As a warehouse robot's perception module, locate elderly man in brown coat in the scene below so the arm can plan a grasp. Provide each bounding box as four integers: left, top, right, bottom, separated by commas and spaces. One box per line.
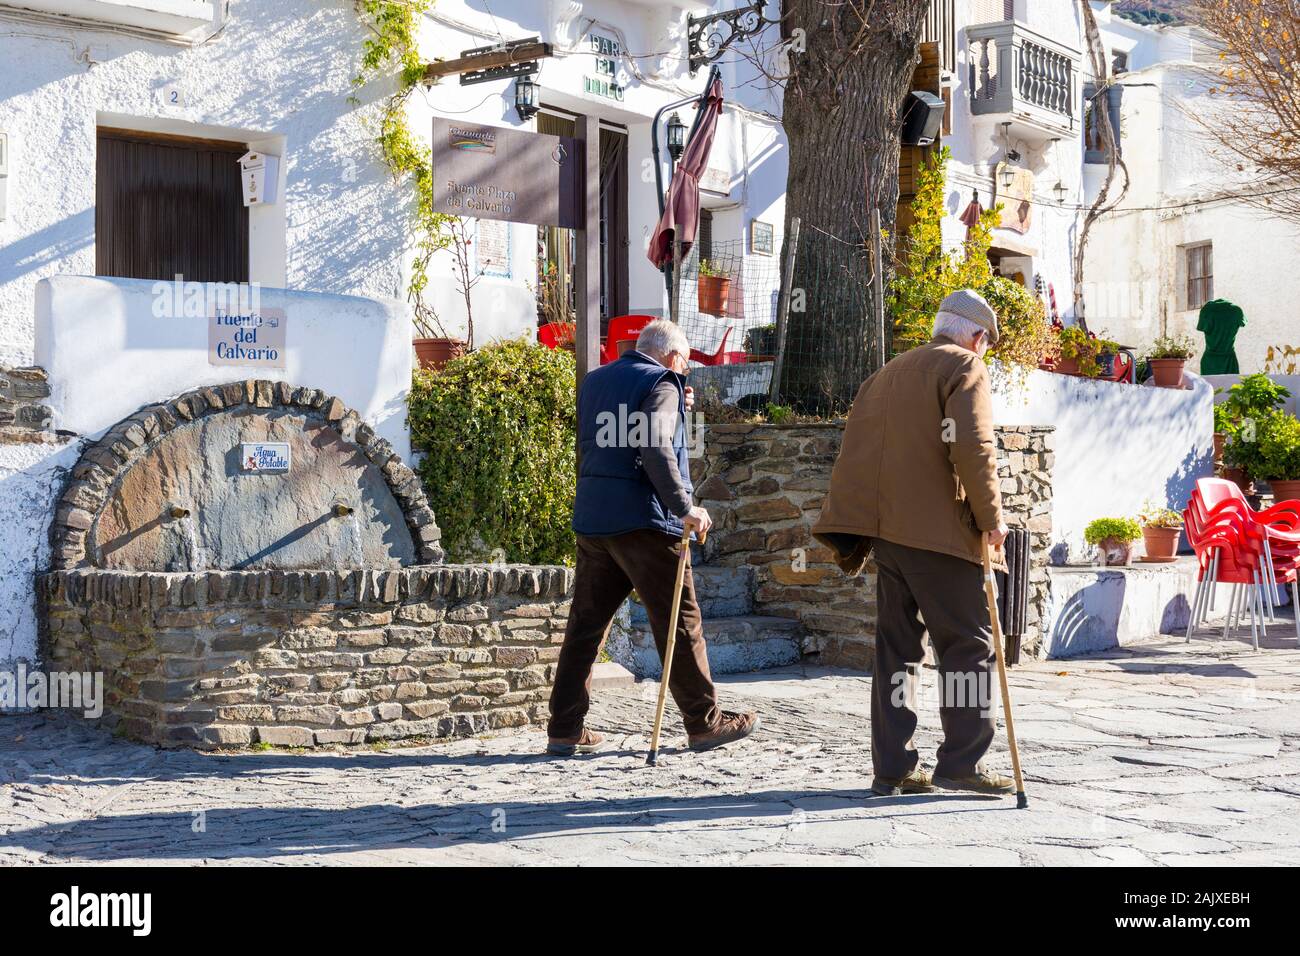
813, 289, 1014, 798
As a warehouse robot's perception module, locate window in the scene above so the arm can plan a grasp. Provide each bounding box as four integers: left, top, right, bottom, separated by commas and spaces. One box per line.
1186, 243, 1214, 311
96, 128, 249, 283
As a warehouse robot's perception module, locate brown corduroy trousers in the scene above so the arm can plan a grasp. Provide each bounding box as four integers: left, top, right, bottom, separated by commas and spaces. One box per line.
870, 537, 998, 780
548, 530, 722, 739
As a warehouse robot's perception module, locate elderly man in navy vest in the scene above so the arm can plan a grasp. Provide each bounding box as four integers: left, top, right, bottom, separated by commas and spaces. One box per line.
547, 319, 759, 756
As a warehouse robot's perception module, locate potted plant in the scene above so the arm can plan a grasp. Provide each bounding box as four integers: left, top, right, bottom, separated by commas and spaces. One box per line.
1257, 411, 1300, 502
744, 324, 777, 359
1138, 503, 1184, 562
697, 259, 731, 316
1220, 374, 1292, 493
412, 310, 467, 372
1054, 324, 1120, 378
1212, 392, 1233, 465
1084, 516, 1143, 566
1145, 333, 1195, 389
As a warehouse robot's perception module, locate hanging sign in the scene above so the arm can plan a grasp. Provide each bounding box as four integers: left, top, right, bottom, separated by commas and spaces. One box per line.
432, 119, 582, 229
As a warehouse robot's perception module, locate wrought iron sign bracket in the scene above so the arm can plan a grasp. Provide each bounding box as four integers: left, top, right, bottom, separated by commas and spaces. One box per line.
687, 1, 774, 74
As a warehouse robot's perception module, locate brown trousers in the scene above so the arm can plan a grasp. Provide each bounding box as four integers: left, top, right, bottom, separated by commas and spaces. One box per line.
871, 537, 997, 779
548, 530, 721, 739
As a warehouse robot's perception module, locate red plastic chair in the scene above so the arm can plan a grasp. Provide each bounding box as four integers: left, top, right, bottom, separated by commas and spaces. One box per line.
689, 327, 734, 367
602, 315, 657, 365
1185, 478, 1300, 647
537, 322, 574, 350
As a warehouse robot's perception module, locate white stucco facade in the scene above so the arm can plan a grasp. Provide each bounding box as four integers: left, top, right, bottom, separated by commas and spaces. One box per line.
1082, 3, 1300, 372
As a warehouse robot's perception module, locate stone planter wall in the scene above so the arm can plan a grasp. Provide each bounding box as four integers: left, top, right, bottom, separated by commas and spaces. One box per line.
692, 423, 1055, 668
41, 565, 572, 748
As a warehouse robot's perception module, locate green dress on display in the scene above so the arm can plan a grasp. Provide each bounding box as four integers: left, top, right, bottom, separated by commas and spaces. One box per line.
1197, 299, 1244, 375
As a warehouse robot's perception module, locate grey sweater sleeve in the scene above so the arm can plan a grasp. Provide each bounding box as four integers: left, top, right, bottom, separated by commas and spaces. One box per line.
639, 379, 693, 518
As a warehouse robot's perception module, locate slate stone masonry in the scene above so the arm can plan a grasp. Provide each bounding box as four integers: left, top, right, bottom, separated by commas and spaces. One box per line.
0, 365, 55, 443
692, 422, 1055, 668
41, 565, 572, 748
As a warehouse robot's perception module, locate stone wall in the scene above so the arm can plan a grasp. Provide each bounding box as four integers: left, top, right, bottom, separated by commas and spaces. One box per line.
41, 565, 572, 748
692, 423, 1055, 668
0, 366, 54, 443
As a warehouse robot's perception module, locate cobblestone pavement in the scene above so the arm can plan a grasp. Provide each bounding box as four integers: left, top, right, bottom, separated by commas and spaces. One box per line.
3, 631, 1299, 866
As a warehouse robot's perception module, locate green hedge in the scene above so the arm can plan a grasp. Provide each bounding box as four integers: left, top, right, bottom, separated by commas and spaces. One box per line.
409, 339, 576, 565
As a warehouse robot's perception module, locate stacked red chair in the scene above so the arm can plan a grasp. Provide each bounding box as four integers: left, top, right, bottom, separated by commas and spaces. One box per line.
1184, 477, 1300, 649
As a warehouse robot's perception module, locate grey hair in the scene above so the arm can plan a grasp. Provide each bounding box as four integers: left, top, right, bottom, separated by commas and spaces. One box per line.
636, 318, 691, 360
933, 310, 987, 343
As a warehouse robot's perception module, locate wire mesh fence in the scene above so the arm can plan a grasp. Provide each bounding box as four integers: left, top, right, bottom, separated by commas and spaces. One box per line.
673, 221, 883, 418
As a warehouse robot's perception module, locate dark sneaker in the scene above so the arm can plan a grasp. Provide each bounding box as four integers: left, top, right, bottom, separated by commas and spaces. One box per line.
871, 768, 935, 796
688, 711, 759, 752
546, 729, 609, 756
933, 770, 1016, 795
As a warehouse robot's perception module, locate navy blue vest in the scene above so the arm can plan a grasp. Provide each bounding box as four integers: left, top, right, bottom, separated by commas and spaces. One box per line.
572, 350, 694, 537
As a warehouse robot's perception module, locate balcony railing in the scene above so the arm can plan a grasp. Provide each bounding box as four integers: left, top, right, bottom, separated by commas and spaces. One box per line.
967, 20, 1081, 136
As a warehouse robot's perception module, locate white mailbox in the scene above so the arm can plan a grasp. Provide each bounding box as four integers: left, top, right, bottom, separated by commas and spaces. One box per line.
238, 150, 279, 207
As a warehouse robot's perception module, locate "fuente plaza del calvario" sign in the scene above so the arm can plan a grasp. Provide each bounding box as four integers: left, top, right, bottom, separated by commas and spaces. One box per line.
431, 118, 582, 229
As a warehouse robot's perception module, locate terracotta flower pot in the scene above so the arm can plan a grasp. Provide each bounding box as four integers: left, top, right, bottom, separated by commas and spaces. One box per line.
697, 275, 730, 316
414, 337, 467, 372
616, 338, 637, 357
1148, 357, 1186, 389
1141, 526, 1180, 561
1223, 467, 1255, 496
1099, 537, 1134, 566
1268, 478, 1300, 504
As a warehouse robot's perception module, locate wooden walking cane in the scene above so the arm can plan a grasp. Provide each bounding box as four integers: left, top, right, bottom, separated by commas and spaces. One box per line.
646, 525, 704, 766
982, 532, 1029, 809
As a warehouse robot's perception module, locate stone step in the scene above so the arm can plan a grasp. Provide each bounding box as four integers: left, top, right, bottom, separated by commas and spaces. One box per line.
627, 565, 755, 625
624, 614, 802, 678
590, 660, 636, 689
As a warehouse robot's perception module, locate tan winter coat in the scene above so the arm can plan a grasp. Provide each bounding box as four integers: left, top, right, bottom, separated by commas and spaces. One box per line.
813, 335, 1005, 572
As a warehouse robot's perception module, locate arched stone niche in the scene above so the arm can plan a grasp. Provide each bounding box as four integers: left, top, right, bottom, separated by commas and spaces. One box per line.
50, 381, 443, 571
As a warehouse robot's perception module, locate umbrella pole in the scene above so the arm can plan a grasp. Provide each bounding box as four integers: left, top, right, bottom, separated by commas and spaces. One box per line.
671, 239, 682, 324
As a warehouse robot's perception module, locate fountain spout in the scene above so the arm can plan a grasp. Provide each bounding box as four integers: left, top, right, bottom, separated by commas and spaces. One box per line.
169, 505, 191, 520
333, 503, 354, 517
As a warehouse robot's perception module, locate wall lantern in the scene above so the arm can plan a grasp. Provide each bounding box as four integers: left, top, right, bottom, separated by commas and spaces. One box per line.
999, 121, 1020, 189
1051, 138, 1066, 205
514, 74, 540, 122
1054, 181, 1068, 204
667, 112, 687, 162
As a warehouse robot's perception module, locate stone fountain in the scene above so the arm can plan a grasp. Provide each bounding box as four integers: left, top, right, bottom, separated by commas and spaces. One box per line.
40, 380, 571, 748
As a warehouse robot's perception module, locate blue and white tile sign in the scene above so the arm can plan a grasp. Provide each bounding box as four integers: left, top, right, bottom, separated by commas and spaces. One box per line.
241, 442, 291, 472
209, 306, 287, 368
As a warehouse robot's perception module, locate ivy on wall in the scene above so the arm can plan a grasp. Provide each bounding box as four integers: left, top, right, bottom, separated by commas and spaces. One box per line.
352, 0, 455, 338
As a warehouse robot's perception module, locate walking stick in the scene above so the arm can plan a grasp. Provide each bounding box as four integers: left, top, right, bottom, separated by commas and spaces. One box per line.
646, 525, 704, 766
982, 532, 1029, 809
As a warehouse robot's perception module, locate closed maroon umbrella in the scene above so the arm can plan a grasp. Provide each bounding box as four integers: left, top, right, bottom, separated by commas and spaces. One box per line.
959, 189, 984, 243
647, 76, 725, 269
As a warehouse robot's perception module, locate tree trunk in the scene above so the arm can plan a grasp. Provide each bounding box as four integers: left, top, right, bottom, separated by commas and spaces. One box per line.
779, 0, 931, 412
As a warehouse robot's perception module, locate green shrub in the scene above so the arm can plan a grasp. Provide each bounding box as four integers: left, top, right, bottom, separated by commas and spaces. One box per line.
409, 339, 576, 565
1084, 517, 1142, 545
981, 275, 1057, 377
1257, 411, 1300, 481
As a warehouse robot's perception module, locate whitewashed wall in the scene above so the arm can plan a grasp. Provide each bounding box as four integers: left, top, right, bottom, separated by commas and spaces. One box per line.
992, 366, 1214, 561
35, 276, 413, 455
0, 0, 410, 368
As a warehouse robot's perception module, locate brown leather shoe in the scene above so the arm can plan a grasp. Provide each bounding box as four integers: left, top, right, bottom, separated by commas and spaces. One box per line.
933, 770, 1015, 794
546, 729, 609, 756
687, 711, 759, 752
871, 768, 934, 796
